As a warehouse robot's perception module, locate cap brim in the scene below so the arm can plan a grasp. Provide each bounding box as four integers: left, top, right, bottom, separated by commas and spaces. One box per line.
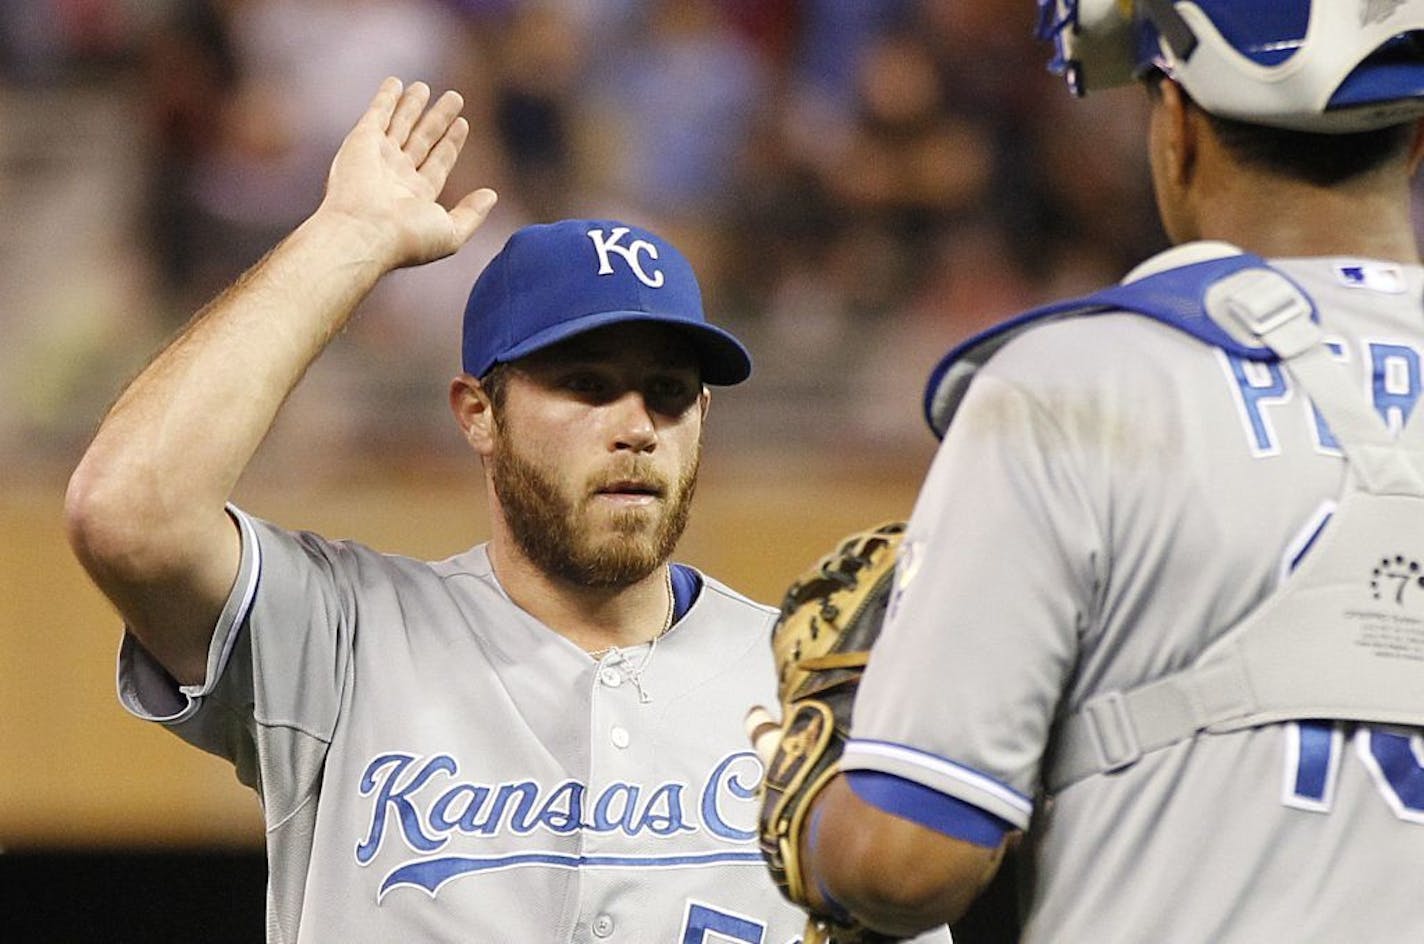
496, 311, 752, 385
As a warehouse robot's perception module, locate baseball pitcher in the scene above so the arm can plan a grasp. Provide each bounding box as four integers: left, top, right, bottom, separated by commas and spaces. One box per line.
67, 78, 852, 943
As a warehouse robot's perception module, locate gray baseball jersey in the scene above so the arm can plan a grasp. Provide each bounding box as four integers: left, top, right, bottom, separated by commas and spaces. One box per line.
116, 507, 813, 943
843, 241, 1424, 942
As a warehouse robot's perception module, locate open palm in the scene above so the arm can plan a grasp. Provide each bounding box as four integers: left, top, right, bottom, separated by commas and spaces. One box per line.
320, 78, 496, 270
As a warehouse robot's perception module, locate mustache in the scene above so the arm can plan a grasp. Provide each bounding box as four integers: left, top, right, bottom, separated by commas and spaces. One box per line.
586, 459, 669, 497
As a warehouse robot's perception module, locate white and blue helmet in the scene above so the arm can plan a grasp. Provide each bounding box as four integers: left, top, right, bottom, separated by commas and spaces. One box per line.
1037, 0, 1424, 131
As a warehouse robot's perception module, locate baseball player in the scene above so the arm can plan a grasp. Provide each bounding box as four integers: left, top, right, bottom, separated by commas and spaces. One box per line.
64, 78, 820, 942
751, 3, 1424, 941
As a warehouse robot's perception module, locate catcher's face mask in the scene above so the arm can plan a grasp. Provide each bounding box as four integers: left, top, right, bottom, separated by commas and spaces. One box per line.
1036, 0, 1424, 132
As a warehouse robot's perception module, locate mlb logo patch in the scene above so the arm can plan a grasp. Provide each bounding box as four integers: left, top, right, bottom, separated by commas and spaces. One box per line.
1335, 263, 1406, 293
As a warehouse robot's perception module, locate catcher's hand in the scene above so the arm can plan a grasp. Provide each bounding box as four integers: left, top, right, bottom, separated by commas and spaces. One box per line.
748, 521, 907, 944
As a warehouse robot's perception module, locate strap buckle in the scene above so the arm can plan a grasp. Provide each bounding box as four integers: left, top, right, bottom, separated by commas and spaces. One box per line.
1083, 690, 1143, 773
1216, 269, 1318, 358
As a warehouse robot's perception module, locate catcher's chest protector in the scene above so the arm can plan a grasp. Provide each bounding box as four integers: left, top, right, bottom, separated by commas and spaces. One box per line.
928, 253, 1424, 792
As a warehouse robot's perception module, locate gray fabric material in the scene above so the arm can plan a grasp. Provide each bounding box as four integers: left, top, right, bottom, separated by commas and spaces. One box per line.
1051, 266, 1424, 789
118, 510, 828, 943
846, 244, 1424, 943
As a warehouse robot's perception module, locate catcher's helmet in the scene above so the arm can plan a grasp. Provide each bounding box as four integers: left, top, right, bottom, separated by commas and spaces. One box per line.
1037, 0, 1424, 131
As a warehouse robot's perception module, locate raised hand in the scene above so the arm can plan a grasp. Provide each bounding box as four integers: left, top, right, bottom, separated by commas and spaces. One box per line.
318, 77, 498, 271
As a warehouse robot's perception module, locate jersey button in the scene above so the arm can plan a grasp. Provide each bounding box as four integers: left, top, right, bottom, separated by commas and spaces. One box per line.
610, 725, 630, 749
592, 913, 614, 937
599, 667, 622, 688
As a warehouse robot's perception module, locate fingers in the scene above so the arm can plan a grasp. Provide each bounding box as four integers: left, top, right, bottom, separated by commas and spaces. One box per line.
406, 89, 464, 167
418, 111, 469, 192
448, 187, 500, 245
364, 76, 405, 132
745, 706, 783, 767
378, 81, 464, 168
387, 81, 431, 144
340, 78, 493, 260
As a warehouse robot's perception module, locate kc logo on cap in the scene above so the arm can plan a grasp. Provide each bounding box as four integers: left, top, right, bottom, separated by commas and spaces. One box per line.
461, 218, 752, 385
587, 227, 665, 288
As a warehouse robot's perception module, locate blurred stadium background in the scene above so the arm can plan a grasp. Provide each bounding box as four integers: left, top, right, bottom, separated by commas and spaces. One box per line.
0, 0, 1172, 939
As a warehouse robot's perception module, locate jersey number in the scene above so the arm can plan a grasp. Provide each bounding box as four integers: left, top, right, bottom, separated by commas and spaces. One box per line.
1286, 721, 1424, 822
678, 901, 774, 944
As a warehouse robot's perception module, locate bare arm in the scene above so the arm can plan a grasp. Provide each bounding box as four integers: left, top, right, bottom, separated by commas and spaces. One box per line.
801, 775, 1007, 937
64, 78, 497, 684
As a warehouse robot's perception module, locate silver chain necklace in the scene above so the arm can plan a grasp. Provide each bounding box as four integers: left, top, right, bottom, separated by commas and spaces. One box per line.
588, 566, 675, 703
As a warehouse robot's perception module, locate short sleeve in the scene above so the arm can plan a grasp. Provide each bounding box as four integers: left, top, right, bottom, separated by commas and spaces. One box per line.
844, 370, 1105, 828
117, 505, 263, 725
116, 506, 356, 802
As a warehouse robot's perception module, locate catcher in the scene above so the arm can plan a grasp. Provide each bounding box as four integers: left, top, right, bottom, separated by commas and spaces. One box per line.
752, 2, 1424, 942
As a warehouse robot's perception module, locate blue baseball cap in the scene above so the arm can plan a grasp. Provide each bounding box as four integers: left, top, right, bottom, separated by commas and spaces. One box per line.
461, 219, 752, 385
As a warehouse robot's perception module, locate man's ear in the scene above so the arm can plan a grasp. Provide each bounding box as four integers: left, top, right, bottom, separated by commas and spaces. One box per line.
699, 385, 711, 422
1160, 78, 1198, 190
450, 374, 497, 456
1407, 116, 1424, 176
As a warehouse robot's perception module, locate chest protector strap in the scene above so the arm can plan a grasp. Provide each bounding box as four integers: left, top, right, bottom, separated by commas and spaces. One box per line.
943, 256, 1424, 792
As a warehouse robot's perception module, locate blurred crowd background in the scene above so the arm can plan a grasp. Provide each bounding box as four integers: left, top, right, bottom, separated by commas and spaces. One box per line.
1, 0, 1166, 486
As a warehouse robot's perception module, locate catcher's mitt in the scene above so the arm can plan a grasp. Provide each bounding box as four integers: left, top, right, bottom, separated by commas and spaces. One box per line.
755, 521, 907, 944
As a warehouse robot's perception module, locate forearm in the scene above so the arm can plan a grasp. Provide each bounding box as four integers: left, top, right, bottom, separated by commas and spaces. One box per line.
801, 775, 1004, 937
87, 214, 385, 509
63, 214, 390, 676
69, 78, 486, 547
70, 212, 388, 541
66, 77, 492, 687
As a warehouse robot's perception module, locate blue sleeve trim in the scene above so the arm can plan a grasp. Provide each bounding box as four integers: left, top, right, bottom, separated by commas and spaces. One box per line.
670, 563, 701, 622
846, 738, 1034, 816
846, 769, 1012, 848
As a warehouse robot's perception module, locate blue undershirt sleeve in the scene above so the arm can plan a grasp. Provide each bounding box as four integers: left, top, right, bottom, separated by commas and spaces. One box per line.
846, 769, 1012, 848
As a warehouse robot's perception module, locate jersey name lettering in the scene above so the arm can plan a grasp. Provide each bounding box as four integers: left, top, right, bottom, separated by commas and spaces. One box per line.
354, 750, 762, 866
1219, 341, 1423, 455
